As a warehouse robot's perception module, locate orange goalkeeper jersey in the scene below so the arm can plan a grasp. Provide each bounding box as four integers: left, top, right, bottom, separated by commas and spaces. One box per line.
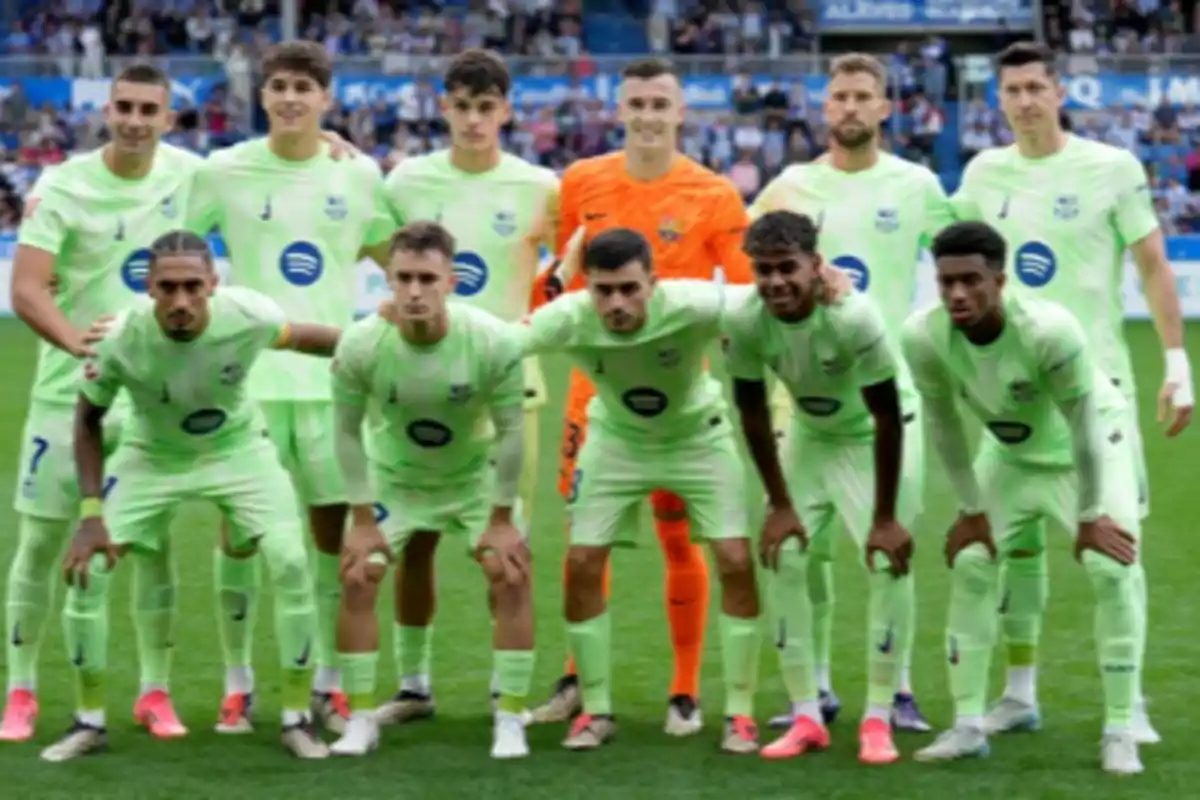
530, 152, 755, 415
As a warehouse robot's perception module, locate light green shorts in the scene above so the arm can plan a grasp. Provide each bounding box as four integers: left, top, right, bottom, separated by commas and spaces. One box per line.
104, 437, 303, 554
786, 410, 925, 561
13, 401, 124, 521
260, 400, 346, 506
371, 463, 492, 554
568, 419, 748, 548
974, 413, 1142, 555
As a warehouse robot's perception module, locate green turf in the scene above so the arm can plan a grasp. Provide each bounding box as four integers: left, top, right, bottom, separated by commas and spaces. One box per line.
0, 318, 1196, 799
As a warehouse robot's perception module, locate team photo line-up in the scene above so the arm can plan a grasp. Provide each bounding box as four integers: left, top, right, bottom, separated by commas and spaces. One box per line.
0, 37, 1193, 775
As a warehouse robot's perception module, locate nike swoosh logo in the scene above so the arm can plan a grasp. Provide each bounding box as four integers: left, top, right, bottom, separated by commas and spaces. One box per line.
10, 624, 22, 647
72, 643, 85, 667
294, 639, 312, 667
231, 593, 248, 622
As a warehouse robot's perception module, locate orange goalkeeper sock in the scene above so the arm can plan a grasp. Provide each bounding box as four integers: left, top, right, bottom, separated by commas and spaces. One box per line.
564, 556, 612, 678
654, 511, 709, 700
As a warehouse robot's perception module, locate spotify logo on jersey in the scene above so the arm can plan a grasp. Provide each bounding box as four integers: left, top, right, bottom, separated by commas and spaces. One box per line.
121, 248, 153, 293
279, 241, 324, 287
453, 251, 489, 297
622, 387, 669, 417
831, 255, 870, 291
987, 421, 1033, 444
1014, 242, 1057, 288
407, 420, 453, 448
797, 397, 842, 417
181, 408, 228, 435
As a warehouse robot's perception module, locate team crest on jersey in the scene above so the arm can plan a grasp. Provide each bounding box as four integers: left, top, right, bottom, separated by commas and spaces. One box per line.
492, 210, 517, 237
658, 348, 681, 368
161, 195, 179, 219
220, 363, 246, 385
874, 207, 899, 233
1053, 195, 1079, 220
1009, 380, 1036, 403
448, 384, 473, 405
324, 195, 348, 221
658, 217, 683, 243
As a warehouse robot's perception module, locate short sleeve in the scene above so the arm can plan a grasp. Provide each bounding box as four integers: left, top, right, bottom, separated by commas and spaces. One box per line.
185, 157, 223, 236
514, 292, 583, 357
900, 313, 952, 400
227, 288, 287, 349
17, 171, 70, 255
950, 159, 985, 222
79, 330, 126, 408
1037, 310, 1093, 404
381, 160, 408, 226
846, 297, 897, 388
1111, 149, 1158, 247
488, 326, 526, 408
722, 289, 765, 381
363, 163, 398, 247
921, 171, 957, 246
331, 323, 371, 406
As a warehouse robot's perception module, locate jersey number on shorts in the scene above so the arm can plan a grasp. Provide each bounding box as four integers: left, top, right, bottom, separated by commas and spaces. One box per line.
26, 436, 49, 476
567, 469, 583, 504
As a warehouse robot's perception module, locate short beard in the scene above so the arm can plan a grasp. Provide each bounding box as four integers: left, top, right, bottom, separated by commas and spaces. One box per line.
831, 126, 875, 150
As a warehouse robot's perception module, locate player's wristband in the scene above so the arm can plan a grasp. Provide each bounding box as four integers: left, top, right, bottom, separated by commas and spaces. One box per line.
79, 497, 103, 520
1165, 348, 1194, 404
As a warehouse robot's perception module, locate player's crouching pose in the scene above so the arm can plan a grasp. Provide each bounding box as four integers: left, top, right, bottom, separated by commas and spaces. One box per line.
726, 211, 919, 766
520, 228, 762, 754
45, 231, 339, 763
904, 222, 1146, 775
330, 222, 534, 760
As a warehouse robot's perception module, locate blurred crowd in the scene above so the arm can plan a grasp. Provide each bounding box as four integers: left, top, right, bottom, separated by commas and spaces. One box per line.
0, 2, 1196, 233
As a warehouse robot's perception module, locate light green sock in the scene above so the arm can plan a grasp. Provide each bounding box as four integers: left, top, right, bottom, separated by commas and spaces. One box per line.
339, 651, 378, 712
214, 549, 261, 668
719, 613, 760, 718
1001, 548, 1048, 669
948, 546, 1001, 719
63, 553, 113, 711
494, 650, 536, 714
807, 557, 835, 687
771, 545, 817, 704
394, 624, 433, 687
567, 612, 612, 716
314, 552, 341, 671
1082, 553, 1140, 729
865, 551, 915, 709
281, 668, 311, 714
131, 548, 177, 689
1131, 561, 1148, 704
5, 515, 70, 690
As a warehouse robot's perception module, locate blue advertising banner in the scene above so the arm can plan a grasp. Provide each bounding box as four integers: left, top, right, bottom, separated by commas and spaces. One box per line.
817, 0, 1034, 31
986, 72, 1200, 111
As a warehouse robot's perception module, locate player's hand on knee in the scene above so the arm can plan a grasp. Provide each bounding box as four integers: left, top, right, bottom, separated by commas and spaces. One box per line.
476, 521, 529, 586
815, 262, 854, 304
1074, 515, 1137, 566
759, 503, 808, 571
1157, 377, 1194, 438
341, 523, 391, 587
82, 315, 116, 347
865, 518, 914, 576
319, 129, 360, 160
63, 518, 116, 589
944, 512, 996, 568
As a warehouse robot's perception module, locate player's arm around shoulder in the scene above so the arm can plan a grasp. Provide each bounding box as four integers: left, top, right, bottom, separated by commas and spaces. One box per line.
227, 285, 342, 357
184, 150, 233, 236
949, 151, 997, 222
513, 289, 584, 357
356, 157, 398, 267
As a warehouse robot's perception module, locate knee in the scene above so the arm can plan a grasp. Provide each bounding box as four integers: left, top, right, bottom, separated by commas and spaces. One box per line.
711, 539, 754, 583
650, 491, 688, 522
1080, 550, 1134, 595
343, 565, 383, 609
952, 544, 999, 595
565, 547, 606, 594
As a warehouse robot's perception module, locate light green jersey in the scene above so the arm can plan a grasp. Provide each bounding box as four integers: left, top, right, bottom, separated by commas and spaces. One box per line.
519, 280, 727, 440
18, 144, 204, 406
901, 293, 1126, 468
81, 287, 288, 463
331, 304, 524, 485
724, 288, 912, 441
749, 152, 955, 343
383, 150, 559, 322
186, 138, 396, 401
951, 136, 1158, 392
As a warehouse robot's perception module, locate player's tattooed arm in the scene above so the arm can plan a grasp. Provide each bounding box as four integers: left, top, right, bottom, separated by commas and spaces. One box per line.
273, 323, 341, 357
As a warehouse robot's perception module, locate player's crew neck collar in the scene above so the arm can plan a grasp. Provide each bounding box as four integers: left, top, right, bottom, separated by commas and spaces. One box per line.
618, 153, 687, 186
93, 147, 159, 188
814, 153, 887, 180
441, 149, 504, 178
262, 137, 328, 168
1011, 134, 1077, 166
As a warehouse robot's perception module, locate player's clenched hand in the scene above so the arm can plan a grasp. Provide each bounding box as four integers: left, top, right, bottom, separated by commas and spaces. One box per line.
82, 315, 116, 347
944, 512, 996, 568
63, 517, 117, 589
476, 521, 529, 586
1157, 378, 1193, 438
758, 504, 808, 571
865, 518, 914, 576
341, 523, 391, 587
1075, 515, 1137, 566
